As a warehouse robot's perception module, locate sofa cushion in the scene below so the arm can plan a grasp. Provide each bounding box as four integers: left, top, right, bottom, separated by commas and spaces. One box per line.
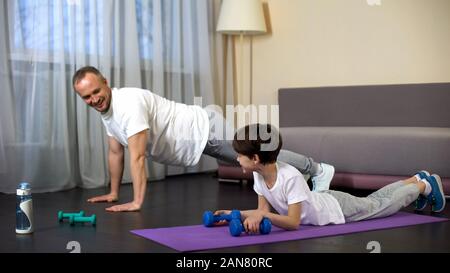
279, 83, 450, 127
281, 127, 450, 177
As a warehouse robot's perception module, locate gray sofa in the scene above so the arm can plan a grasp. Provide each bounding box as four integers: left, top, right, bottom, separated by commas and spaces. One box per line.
218, 82, 450, 195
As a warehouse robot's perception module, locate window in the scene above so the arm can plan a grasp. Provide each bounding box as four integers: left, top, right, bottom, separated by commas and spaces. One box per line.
12, 0, 153, 61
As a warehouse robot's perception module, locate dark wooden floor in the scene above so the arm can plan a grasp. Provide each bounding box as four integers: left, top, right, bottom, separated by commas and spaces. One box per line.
1, 172, 449, 253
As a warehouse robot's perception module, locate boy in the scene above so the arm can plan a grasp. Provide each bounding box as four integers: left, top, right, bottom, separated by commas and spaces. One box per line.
215, 123, 446, 233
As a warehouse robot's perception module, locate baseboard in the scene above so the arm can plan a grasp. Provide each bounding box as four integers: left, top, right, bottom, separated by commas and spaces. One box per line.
218, 178, 243, 184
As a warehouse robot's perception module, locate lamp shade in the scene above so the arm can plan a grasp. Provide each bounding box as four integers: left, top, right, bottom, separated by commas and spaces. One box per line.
217, 0, 267, 35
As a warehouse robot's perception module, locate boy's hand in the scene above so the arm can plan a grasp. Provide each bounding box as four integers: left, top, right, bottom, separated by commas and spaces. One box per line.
243, 211, 264, 234
213, 210, 232, 225
213, 209, 231, 215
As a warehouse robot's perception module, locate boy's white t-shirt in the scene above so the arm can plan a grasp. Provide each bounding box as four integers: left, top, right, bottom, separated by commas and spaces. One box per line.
253, 161, 345, 226
100, 87, 209, 166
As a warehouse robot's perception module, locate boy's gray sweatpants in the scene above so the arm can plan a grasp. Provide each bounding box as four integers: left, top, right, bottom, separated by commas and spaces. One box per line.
323, 181, 420, 222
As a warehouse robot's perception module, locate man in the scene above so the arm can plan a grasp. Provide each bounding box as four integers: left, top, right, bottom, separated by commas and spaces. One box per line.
72, 66, 335, 212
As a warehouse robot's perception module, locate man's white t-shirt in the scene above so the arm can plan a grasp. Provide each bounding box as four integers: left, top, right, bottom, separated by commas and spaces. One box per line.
101, 87, 209, 166
253, 161, 345, 226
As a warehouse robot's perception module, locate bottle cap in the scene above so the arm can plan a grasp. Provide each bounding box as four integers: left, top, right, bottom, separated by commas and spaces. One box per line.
18, 182, 31, 190
17, 182, 31, 195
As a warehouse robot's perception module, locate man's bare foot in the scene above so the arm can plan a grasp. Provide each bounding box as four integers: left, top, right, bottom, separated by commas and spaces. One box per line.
87, 193, 118, 203
105, 202, 141, 212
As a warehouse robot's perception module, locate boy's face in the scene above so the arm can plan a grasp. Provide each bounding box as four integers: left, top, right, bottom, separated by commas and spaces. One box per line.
236, 153, 257, 173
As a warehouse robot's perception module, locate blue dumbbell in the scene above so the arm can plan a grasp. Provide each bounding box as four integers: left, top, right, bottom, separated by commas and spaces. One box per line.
203, 210, 241, 227
228, 217, 272, 237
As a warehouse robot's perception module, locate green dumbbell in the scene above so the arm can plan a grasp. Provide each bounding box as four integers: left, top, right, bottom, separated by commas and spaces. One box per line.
69, 214, 96, 226
58, 210, 85, 222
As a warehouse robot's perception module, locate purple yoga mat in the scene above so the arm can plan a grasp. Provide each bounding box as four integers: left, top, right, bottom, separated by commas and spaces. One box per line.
130, 212, 447, 252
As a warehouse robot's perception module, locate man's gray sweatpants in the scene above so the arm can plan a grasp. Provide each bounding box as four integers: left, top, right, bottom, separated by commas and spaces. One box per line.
323, 181, 420, 222
201, 108, 320, 176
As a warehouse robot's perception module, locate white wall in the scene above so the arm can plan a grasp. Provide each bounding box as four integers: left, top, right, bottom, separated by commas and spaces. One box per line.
240, 0, 450, 106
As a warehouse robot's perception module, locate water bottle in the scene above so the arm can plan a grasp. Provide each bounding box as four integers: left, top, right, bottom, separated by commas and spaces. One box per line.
16, 182, 34, 234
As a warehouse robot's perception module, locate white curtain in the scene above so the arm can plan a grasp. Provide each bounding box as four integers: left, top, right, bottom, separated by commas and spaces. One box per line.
0, 0, 234, 193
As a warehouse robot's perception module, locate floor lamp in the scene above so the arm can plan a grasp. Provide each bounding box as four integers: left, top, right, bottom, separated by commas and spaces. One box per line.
217, 0, 267, 106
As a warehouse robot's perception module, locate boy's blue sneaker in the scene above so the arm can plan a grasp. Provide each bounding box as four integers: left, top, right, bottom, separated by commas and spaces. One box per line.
415, 170, 430, 180
426, 174, 446, 213
414, 170, 430, 211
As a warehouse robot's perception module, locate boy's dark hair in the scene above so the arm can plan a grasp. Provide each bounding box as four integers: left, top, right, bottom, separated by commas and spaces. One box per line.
72, 66, 105, 87
232, 123, 282, 165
